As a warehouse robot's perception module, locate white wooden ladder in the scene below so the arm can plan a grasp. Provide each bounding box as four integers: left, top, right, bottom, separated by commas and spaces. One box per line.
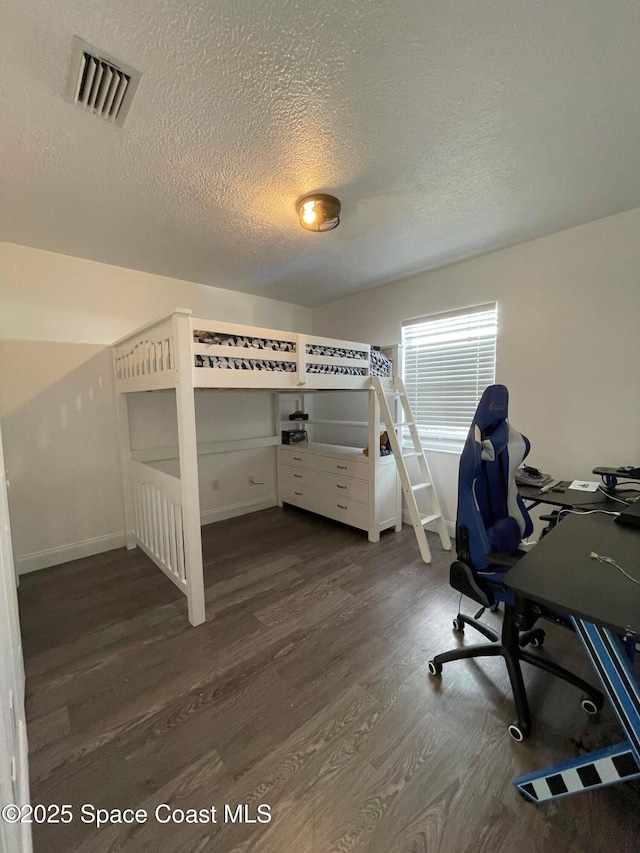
372, 377, 451, 563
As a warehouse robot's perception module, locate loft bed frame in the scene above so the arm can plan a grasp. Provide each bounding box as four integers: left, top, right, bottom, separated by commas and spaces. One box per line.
113, 309, 400, 626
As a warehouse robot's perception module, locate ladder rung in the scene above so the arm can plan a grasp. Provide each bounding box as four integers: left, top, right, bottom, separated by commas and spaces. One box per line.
372, 376, 450, 561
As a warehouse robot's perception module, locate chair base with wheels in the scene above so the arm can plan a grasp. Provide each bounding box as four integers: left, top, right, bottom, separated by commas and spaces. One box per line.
428, 561, 604, 741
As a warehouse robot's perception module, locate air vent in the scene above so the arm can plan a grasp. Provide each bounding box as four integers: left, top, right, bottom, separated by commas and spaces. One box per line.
75, 53, 129, 119
66, 37, 141, 127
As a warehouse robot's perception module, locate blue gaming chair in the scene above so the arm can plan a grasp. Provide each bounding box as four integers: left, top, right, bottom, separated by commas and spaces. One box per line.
428, 384, 603, 741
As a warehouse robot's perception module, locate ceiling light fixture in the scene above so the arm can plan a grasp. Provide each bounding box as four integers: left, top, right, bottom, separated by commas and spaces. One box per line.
296, 193, 341, 232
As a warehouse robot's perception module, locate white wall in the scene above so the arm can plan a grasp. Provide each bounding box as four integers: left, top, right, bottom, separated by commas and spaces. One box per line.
127, 390, 282, 524
3, 204, 639, 571
0, 243, 310, 344
0, 241, 311, 572
312, 206, 640, 529
0, 341, 123, 571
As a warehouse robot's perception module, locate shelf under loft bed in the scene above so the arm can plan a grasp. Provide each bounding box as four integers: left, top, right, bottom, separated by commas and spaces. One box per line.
281, 419, 387, 428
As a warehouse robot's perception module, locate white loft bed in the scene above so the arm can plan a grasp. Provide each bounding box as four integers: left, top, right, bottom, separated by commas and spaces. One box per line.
113, 309, 400, 627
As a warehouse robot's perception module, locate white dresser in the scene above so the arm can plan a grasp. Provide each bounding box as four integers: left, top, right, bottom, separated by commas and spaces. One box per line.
277, 442, 400, 542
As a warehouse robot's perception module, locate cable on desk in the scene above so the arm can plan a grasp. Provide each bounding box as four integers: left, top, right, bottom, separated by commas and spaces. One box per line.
556, 508, 621, 523
597, 486, 634, 505
591, 552, 640, 586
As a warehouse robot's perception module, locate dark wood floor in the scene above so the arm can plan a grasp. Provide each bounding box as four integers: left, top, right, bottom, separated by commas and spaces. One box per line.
18, 507, 639, 853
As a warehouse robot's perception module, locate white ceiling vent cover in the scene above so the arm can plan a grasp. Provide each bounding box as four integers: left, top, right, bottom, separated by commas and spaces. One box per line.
66, 37, 141, 127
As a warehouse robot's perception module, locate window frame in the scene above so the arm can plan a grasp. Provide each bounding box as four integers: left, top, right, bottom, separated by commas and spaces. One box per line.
401, 302, 498, 453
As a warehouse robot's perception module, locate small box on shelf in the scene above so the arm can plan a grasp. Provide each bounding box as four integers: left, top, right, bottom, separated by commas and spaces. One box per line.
282, 429, 308, 445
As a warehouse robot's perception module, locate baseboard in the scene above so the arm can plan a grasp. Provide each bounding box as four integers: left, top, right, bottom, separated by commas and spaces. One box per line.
401, 509, 455, 535
200, 495, 278, 526
14, 494, 312, 574
17, 532, 126, 574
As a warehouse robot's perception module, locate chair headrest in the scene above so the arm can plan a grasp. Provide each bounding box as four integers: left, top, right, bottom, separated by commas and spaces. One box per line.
474, 384, 509, 432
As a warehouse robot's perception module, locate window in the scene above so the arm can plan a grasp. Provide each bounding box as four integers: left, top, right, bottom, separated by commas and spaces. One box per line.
402, 303, 497, 452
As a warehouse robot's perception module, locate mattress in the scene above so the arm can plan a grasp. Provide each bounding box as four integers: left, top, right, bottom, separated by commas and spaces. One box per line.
193, 331, 392, 377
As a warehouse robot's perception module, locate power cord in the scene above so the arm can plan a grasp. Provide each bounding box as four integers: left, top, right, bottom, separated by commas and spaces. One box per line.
597, 485, 633, 505
591, 552, 640, 586
555, 508, 620, 523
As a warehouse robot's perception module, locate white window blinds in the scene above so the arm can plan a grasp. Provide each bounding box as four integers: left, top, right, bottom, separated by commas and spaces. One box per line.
402, 303, 497, 452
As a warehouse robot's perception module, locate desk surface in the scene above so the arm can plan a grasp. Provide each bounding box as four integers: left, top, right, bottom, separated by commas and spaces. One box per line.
505, 513, 640, 638
517, 483, 625, 510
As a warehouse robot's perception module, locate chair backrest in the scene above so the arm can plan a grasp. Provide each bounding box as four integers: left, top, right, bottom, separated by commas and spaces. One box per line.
456, 384, 533, 571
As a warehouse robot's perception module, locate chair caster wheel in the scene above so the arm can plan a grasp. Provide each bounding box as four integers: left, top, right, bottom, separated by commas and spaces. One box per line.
428, 660, 442, 676
581, 696, 602, 715
508, 722, 530, 742
452, 617, 464, 632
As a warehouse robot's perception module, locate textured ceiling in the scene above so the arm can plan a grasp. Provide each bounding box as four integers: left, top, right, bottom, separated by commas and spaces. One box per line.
1, 1, 640, 308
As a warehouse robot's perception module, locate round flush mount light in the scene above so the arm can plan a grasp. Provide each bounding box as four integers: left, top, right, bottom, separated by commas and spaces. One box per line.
296, 193, 341, 232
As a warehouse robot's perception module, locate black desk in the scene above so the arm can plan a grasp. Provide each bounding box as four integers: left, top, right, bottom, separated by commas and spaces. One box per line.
505, 514, 640, 803
518, 483, 624, 512
508, 513, 640, 636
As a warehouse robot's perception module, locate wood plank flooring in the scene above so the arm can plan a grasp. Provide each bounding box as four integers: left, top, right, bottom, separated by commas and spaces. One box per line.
18, 506, 640, 852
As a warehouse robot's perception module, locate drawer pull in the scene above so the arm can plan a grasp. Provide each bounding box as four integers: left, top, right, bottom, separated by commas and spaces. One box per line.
293, 456, 302, 461
336, 484, 347, 489
294, 491, 302, 496
337, 465, 348, 470
337, 503, 347, 509
294, 473, 302, 478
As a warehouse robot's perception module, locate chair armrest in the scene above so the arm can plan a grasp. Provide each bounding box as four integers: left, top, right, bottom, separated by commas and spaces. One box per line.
450, 560, 494, 608
484, 552, 519, 568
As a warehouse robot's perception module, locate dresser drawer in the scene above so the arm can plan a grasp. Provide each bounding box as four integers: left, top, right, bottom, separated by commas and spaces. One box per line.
280, 464, 368, 502
315, 455, 368, 481
317, 491, 369, 529
279, 448, 314, 469
280, 483, 369, 530
279, 447, 368, 481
